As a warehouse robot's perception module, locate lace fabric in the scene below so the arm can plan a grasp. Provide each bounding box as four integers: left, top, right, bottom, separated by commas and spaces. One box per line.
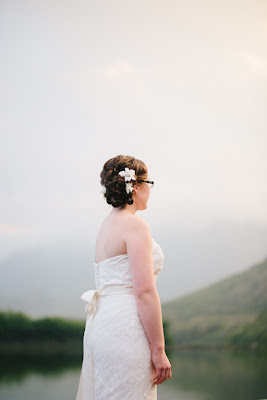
75, 238, 164, 400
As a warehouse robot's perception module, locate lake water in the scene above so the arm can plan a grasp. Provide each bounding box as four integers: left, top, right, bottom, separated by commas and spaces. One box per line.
0, 349, 266, 400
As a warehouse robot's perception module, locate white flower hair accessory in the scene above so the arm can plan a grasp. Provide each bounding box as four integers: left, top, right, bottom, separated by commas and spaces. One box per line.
118, 167, 136, 182
118, 167, 136, 194
100, 185, 106, 196
125, 182, 134, 194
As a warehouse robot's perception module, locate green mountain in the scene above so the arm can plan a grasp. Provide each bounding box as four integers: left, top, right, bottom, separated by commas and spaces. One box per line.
162, 257, 267, 347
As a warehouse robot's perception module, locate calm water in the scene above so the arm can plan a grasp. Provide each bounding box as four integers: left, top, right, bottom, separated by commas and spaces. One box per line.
0, 349, 266, 400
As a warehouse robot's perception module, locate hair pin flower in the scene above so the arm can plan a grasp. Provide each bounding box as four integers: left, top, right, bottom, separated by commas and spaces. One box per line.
100, 185, 106, 196
125, 182, 134, 194
118, 167, 136, 194
118, 167, 136, 182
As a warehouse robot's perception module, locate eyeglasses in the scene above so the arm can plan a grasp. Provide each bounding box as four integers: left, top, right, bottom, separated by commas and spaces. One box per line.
138, 180, 154, 189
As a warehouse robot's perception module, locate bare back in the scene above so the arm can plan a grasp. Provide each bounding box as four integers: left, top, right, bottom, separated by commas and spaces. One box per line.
95, 210, 136, 264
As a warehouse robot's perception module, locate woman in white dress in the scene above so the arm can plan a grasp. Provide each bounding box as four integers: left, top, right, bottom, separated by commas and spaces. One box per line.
75, 155, 172, 400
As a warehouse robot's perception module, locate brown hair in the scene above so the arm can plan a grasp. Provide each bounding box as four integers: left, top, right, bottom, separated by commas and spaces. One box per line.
100, 155, 148, 208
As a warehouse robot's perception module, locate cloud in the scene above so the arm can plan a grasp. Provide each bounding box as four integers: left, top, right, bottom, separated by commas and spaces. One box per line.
102, 60, 136, 78
241, 52, 266, 74
0, 224, 34, 236
65, 59, 138, 89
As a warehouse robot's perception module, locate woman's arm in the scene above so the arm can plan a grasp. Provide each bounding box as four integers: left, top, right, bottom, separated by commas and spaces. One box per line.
125, 217, 172, 384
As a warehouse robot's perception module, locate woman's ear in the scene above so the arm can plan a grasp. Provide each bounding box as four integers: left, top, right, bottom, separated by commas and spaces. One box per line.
132, 183, 137, 195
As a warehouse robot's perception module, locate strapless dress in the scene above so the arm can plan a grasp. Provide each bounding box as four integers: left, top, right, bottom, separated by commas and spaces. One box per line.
75, 238, 164, 400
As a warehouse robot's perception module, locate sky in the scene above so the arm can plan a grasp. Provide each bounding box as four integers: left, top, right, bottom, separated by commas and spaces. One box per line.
0, 0, 266, 315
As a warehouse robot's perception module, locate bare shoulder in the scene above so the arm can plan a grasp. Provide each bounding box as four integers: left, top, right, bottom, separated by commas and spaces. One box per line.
124, 214, 151, 238
124, 215, 155, 295
124, 214, 152, 257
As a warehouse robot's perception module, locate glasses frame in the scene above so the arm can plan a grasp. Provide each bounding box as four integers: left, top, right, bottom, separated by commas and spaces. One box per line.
138, 180, 154, 189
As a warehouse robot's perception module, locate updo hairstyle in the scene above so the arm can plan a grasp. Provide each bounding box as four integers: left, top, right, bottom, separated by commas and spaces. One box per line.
100, 155, 148, 208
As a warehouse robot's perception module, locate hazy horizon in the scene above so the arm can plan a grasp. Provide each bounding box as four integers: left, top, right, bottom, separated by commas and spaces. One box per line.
0, 0, 266, 317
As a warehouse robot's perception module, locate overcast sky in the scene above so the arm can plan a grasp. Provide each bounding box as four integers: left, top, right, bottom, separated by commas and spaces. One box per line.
0, 1, 266, 307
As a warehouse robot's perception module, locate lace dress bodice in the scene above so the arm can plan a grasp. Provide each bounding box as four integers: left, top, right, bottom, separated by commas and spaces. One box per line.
94, 238, 164, 289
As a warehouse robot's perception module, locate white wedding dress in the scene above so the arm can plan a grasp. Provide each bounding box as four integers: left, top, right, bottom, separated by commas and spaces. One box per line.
75, 238, 164, 400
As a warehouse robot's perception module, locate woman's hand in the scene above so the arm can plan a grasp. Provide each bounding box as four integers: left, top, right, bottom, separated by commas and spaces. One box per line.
151, 348, 172, 385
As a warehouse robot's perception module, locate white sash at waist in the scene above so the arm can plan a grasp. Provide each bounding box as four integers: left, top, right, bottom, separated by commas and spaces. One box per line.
81, 284, 135, 322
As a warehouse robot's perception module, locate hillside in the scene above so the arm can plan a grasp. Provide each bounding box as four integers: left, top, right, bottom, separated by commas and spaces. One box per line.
162, 257, 267, 346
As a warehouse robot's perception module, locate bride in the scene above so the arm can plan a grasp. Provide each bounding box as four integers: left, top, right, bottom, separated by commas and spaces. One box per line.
75, 154, 172, 400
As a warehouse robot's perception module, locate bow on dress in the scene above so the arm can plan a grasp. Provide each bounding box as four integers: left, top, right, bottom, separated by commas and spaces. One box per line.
81, 285, 135, 322
81, 288, 105, 321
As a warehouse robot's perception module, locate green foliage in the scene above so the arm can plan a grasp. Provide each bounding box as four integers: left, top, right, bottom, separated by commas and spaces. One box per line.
227, 311, 267, 350
161, 257, 267, 347
163, 319, 174, 347
162, 257, 267, 323
0, 310, 85, 342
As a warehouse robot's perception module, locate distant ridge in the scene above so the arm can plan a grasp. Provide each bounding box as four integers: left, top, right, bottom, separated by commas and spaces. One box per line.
162, 256, 267, 346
